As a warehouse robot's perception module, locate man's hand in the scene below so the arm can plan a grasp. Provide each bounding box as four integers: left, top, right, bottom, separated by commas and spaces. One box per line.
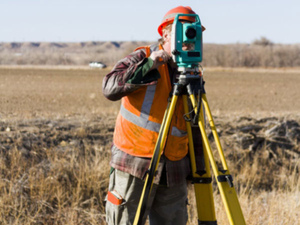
149, 50, 171, 69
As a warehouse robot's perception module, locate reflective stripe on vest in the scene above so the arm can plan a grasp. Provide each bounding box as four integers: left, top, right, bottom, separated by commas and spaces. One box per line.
120, 89, 187, 137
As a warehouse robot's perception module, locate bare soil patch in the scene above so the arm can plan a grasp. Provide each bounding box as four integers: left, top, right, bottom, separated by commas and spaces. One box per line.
1, 67, 300, 118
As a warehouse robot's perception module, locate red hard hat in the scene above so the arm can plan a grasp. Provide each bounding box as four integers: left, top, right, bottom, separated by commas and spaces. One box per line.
158, 6, 206, 36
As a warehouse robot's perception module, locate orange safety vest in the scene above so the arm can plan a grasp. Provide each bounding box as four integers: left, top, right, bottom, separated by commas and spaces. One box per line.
113, 45, 188, 161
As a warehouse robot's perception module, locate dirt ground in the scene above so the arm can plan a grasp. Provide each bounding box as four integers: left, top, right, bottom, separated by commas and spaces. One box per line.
1, 66, 299, 161
0, 67, 119, 119
1, 67, 299, 119
203, 67, 300, 117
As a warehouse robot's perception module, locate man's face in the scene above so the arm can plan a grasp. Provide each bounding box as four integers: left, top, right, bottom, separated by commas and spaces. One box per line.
162, 30, 172, 56
182, 43, 195, 51
162, 21, 195, 55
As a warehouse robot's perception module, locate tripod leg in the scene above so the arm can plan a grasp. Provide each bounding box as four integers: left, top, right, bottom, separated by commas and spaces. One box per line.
133, 93, 179, 225
189, 93, 246, 225
183, 95, 217, 225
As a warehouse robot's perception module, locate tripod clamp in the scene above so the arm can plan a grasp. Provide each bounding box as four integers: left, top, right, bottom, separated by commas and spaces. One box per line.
218, 173, 234, 188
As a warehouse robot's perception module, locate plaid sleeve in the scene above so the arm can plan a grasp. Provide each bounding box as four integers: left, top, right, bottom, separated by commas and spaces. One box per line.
102, 49, 158, 101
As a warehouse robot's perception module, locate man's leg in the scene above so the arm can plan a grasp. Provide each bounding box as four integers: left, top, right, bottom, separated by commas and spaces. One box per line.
106, 169, 157, 225
148, 181, 188, 225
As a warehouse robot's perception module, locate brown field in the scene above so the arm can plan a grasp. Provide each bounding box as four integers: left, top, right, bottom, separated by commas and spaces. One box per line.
0, 67, 299, 224
1, 66, 300, 117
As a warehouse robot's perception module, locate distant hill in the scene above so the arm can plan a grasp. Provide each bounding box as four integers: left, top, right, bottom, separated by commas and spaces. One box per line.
0, 41, 154, 50
0, 41, 155, 66
0, 40, 300, 67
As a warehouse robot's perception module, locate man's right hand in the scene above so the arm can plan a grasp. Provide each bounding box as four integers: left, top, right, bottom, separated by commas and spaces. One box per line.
149, 50, 171, 69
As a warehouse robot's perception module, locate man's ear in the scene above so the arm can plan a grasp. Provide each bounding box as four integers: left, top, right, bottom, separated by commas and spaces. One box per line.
162, 30, 170, 43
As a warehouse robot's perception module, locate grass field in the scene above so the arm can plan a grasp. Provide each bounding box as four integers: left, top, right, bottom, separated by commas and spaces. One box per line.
0, 67, 299, 224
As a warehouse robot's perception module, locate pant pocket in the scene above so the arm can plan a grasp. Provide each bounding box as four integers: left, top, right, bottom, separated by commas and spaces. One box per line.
106, 169, 130, 225
106, 198, 127, 225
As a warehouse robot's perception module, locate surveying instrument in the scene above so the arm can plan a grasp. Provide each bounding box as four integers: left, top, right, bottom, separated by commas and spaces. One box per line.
133, 14, 246, 225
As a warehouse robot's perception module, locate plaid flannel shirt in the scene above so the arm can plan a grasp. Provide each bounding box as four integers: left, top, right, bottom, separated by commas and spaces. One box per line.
110, 145, 191, 187
103, 44, 204, 187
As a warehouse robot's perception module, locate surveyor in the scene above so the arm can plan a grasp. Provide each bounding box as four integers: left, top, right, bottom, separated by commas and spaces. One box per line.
102, 6, 205, 225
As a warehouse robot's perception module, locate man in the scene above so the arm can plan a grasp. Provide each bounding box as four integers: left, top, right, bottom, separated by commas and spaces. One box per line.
102, 6, 205, 225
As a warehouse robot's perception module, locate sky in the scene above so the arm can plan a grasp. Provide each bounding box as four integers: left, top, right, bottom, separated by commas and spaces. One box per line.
1, 0, 299, 44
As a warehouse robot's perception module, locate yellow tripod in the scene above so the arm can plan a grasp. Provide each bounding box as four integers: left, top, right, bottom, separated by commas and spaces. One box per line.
133, 68, 246, 225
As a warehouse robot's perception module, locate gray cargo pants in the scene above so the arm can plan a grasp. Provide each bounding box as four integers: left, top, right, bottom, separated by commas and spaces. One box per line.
105, 169, 188, 225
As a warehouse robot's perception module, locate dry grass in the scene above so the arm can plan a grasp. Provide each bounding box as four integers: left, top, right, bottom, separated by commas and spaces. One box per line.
0, 67, 299, 224
0, 140, 111, 224
188, 147, 300, 225
203, 43, 300, 68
